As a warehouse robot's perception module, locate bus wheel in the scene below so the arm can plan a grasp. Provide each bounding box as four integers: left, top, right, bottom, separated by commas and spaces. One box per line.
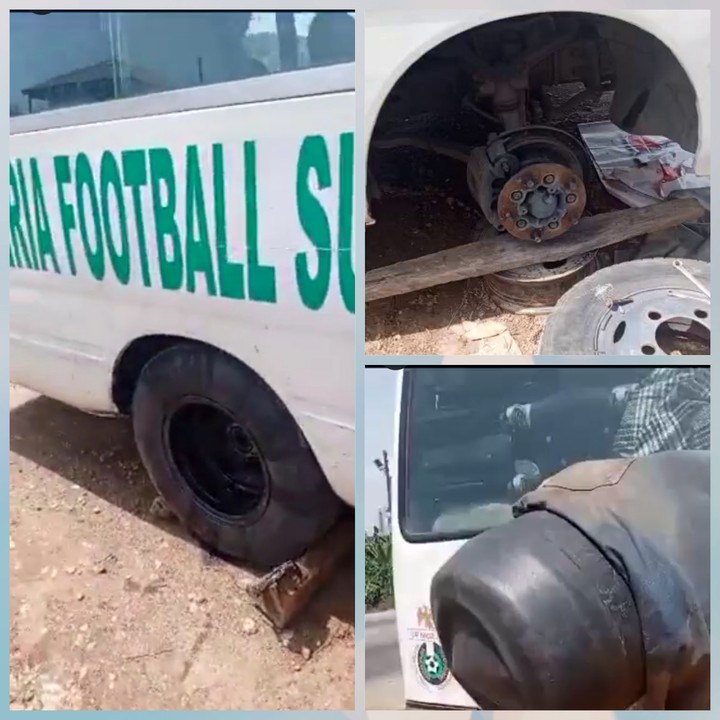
540, 258, 711, 356
131, 343, 342, 567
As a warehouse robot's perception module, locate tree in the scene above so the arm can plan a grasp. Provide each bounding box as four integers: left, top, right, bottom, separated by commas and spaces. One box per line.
365, 529, 393, 609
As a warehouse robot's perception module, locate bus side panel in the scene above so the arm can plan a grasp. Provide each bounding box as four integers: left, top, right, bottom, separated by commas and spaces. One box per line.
391, 370, 477, 708
9, 90, 355, 506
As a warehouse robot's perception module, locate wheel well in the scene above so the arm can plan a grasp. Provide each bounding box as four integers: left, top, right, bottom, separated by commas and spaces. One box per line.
369, 11, 699, 157
111, 334, 206, 414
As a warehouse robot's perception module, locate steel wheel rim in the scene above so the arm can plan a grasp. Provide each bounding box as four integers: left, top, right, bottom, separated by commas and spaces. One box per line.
594, 287, 710, 356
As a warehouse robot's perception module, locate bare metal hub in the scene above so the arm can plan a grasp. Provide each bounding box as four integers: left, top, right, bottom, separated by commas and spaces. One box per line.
497, 162, 586, 241
466, 126, 590, 242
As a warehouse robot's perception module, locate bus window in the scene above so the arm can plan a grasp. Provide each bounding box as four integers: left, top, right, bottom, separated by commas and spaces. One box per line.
399, 366, 710, 539
305, 12, 355, 67
10, 11, 355, 117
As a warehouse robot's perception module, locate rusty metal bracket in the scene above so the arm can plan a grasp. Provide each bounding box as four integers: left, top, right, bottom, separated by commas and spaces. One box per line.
246, 517, 354, 629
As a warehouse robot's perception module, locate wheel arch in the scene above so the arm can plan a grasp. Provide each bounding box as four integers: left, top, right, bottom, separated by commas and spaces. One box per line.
109, 329, 353, 507
366, 10, 706, 163
112, 334, 197, 414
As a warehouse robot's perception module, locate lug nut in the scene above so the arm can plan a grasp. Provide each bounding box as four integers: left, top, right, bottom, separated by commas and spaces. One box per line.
543, 174, 555, 184
567, 193, 577, 204
516, 219, 528, 229
510, 190, 523, 201
548, 221, 559, 230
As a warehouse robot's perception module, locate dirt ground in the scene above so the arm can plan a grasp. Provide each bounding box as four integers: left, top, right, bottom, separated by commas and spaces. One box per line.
9, 384, 354, 711
366, 270, 546, 356
365, 87, 710, 356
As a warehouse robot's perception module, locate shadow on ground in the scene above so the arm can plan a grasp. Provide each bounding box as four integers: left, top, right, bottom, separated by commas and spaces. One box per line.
10, 394, 354, 651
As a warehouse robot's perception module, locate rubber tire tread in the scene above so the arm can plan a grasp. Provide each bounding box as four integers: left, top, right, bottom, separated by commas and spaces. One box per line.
131, 343, 342, 567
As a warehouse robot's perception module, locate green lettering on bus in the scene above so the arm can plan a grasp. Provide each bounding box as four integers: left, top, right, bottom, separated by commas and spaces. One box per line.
213, 144, 245, 300
244, 141, 277, 303
149, 148, 183, 291
31, 158, 60, 273
122, 149, 152, 288
76, 152, 106, 281
185, 145, 218, 296
9, 163, 36, 270
295, 135, 332, 310
338, 132, 355, 314
54, 155, 78, 275
11, 132, 355, 312
100, 151, 131, 285
15, 160, 41, 270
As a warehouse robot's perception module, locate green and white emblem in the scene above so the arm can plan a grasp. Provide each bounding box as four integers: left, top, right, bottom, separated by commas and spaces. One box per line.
416, 640, 449, 687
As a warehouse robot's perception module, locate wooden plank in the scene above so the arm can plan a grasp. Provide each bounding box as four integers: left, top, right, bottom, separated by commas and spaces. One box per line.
365, 198, 706, 302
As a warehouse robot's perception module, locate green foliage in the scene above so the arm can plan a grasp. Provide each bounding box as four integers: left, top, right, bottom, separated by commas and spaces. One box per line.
365, 530, 394, 609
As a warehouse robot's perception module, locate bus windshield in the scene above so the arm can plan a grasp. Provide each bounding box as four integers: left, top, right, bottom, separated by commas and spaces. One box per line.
399, 366, 710, 541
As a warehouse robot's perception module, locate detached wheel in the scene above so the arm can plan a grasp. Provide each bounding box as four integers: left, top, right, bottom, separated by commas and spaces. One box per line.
132, 344, 342, 567
539, 258, 710, 356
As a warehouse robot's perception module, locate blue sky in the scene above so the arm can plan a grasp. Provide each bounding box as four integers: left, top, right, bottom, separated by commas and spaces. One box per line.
364, 368, 398, 532
249, 11, 314, 36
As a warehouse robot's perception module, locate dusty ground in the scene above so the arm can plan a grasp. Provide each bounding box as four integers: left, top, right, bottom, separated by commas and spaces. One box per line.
9, 384, 354, 711
366, 271, 546, 357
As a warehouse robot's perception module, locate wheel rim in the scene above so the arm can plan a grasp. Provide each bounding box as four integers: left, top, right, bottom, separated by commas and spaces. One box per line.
165, 399, 269, 520
594, 288, 710, 355
486, 252, 597, 312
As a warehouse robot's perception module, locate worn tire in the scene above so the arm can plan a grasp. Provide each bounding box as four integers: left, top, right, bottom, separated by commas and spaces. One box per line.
131, 343, 342, 567
539, 258, 710, 355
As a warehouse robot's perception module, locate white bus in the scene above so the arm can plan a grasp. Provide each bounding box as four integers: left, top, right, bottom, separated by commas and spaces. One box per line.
9, 10, 355, 568
389, 365, 710, 709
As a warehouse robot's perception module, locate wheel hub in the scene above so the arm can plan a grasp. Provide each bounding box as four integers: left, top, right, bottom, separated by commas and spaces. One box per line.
167, 401, 269, 519
498, 162, 586, 241
467, 127, 590, 242
595, 288, 710, 356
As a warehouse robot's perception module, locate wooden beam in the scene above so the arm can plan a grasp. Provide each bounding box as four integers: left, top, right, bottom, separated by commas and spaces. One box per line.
365, 198, 706, 302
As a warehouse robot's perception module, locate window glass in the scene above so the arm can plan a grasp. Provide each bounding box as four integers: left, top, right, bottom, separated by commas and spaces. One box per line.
400, 366, 710, 539
10, 11, 355, 117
